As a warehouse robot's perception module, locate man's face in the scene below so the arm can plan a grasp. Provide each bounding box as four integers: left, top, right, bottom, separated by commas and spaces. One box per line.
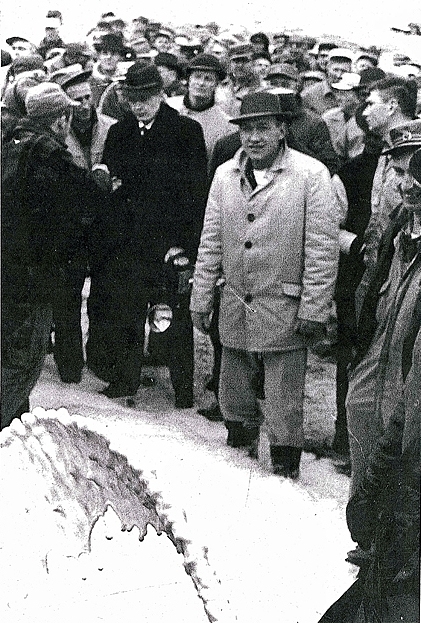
335, 89, 359, 116
254, 57, 271, 79
154, 36, 171, 53
230, 55, 254, 80
98, 49, 120, 73
393, 150, 421, 213
266, 75, 298, 93
239, 116, 286, 169
157, 65, 177, 88
65, 82, 93, 122
209, 43, 228, 64
11, 40, 34, 59
317, 51, 330, 71
362, 89, 393, 133
355, 57, 376, 74
326, 60, 352, 85
189, 70, 218, 101
125, 91, 163, 124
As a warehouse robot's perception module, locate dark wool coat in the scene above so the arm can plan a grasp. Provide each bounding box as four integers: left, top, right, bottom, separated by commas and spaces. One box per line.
102, 102, 208, 264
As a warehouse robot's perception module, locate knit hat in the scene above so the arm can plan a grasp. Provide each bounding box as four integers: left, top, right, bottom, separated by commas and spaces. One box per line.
25, 82, 80, 120
11, 54, 45, 76
186, 53, 226, 81
230, 91, 292, 124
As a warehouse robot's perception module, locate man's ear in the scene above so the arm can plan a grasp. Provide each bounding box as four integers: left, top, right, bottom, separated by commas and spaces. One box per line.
388, 97, 399, 114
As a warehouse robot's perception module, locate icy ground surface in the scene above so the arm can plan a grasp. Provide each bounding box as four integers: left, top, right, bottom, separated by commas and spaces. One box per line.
2, 283, 357, 622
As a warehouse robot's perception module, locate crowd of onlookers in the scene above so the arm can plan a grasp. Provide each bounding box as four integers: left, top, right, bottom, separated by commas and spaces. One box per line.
1, 10, 420, 622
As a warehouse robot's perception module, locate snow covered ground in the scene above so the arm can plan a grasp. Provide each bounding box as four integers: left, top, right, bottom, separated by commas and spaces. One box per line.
1, 284, 358, 622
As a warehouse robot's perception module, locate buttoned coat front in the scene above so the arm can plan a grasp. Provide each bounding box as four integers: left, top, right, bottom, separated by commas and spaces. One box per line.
190, 146, 340, 352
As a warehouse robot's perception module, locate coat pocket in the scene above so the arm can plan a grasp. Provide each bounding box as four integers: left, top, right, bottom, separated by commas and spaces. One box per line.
281, 282, 302, 299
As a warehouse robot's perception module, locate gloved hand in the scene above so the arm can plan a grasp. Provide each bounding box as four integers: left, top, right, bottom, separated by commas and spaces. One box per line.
191, 311, 211, 334
91, 164, 112, 193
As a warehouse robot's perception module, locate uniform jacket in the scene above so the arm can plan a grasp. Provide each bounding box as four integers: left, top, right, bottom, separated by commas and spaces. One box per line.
66, 112, 116, 170
190, 146, 339, 352
102, 102, 208, 263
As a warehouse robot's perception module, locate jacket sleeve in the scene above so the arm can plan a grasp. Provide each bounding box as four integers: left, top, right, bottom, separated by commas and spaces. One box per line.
175, 117, 208, 261
309, 116, 340, 175
346, 398, 405, 549
298, 165, 340, 323
190, 172, 223, 314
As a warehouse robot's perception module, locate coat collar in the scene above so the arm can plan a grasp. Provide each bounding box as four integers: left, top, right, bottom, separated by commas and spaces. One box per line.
233, 143, 293, 176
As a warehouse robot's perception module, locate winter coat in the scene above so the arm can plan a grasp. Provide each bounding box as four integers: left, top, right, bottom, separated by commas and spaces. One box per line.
166, 95, 233, 161
190, 146, 340, 352
1, 118, 110, 341
65, 112, 116, 170
101, 102, 208, 264
322, 108, 365, 164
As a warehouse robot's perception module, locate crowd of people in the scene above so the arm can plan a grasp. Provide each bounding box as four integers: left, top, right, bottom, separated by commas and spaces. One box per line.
1, 9, 420, 622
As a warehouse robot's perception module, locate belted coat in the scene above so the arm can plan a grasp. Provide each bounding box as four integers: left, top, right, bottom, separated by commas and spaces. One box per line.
190, 146, 340, 352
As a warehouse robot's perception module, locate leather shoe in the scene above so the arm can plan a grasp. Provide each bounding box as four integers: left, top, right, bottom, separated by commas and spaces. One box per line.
100, 383, 135, 398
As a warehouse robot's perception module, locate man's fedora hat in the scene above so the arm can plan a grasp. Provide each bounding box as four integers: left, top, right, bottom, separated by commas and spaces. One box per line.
266, 63, 299, 81
383, 120, 421, 155
230, 91, 292, 125
119, 61, 163, 89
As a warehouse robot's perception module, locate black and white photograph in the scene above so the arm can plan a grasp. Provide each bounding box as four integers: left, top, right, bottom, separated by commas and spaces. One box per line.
1, 2, 420, 621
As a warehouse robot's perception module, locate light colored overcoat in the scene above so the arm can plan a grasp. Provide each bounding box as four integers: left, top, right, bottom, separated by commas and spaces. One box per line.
190, 146, 340, 351
66, 112, 116, 170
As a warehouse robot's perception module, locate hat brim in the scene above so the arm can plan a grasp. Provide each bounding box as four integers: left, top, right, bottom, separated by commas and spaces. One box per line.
6, 36, 30, 46
60, 70, 93, 90
230, 111, 291, 124
382, 140, 421, 155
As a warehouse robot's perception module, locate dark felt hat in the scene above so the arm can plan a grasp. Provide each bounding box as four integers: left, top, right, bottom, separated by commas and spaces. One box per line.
186, 53, 226, 81
230, 91, 292, 124
118, 60, 163, 93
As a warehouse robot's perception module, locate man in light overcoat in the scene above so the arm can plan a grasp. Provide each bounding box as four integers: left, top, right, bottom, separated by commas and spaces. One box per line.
190, 92, 339, 479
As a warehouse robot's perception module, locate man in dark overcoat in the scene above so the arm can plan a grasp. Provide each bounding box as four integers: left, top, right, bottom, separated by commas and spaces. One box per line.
87, 61, 208, 406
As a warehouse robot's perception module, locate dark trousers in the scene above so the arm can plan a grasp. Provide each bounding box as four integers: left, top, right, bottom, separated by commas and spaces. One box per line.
1, 304, 52, 429
87, 263, 194, 402
333, 295, 357, 455
52, 259, 87, 380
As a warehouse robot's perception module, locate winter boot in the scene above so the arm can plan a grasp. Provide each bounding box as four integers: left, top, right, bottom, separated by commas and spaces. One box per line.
270, 445, 302, 480
226, 421, 246, 447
